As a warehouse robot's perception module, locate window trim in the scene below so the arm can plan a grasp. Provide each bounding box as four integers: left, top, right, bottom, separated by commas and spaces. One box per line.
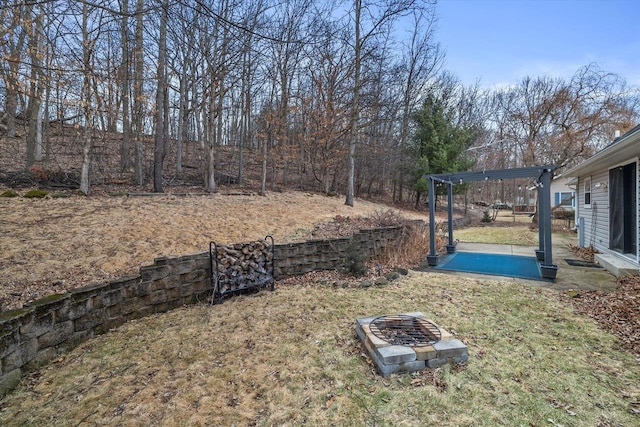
584, 176, 592, 208
559, 191, 575, 208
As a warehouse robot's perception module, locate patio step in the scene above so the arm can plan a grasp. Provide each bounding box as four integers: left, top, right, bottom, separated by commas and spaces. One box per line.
594, 253, 638, 277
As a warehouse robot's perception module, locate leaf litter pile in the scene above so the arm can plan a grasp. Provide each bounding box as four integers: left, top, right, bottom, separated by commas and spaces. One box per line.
570, 275, 640, 361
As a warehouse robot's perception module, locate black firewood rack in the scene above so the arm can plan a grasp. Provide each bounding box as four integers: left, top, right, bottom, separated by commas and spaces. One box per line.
209, 235, 275, 304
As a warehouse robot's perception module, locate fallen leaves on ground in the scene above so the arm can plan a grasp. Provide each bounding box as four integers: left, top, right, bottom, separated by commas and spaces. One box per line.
569, 275, 640, 361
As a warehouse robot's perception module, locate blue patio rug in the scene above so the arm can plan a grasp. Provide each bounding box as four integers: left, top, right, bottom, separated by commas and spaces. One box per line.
432, 251, 550, 281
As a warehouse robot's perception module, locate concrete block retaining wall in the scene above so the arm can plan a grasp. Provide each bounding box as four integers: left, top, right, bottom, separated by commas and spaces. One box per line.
0, 222, 423, 396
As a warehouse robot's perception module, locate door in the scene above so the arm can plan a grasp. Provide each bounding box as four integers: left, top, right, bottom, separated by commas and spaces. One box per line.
609, 162, 637, 256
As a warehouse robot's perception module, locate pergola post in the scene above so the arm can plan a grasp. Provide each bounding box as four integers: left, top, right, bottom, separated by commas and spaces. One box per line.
536, 185, 546, 262
539, 169, 558, 278
446, 182, 456, 254
427, 176, 439, 266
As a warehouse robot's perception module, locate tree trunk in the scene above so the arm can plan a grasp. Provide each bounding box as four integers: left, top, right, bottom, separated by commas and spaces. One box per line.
25, 6, 45, 167
43, 78, 51, 167
80, 125, 93, 195
260, 135, 268, 196
1, 5, 26, 139
120, 0, 132, 175
176, 69, 188, 177
153, 0, 168, 193
346, 0, 361, 207
79, 3, 93, 195
133, 0, 145, 186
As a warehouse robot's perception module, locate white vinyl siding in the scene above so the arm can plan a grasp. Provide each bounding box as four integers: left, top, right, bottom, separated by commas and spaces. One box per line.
580, 171, 609, 252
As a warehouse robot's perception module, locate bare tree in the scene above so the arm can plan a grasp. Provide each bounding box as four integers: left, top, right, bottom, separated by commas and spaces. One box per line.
133, 0, 145, 185
392, 8, 442, 201
153, 0, 169, 192
492, 64, 638, 171
119, 0, 133, 175
24, 4, 47, 167
345, 0, 429, 206
0, 3, 27, 138
305, 21, 352, 194
79, 2, 103, 195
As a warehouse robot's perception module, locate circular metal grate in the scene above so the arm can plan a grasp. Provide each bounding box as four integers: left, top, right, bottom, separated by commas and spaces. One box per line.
369, 314, 441, 347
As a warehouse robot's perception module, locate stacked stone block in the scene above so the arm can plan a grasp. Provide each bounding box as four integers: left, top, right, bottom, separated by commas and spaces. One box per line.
274, 225, 409, 278
356, 312, 468, 376
0, 252, 210, 396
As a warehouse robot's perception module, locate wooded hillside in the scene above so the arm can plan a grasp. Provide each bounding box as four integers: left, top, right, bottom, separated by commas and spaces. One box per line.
1, 1, 639, 202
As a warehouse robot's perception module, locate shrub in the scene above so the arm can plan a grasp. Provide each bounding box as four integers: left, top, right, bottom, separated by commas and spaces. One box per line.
29, 165, 48, 181
0, 189, 19, 198
24, 189, 49, 198
341, 240, 368, 277
481, 210, 493, 223
370, 209, 404, 227
378, 221, 431, 267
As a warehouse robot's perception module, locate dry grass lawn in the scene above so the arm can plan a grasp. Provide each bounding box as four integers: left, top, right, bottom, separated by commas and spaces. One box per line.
1, 272, 638, 426
0, 191, 423, 311
1, 191, 639, 426
454, 224, 538, 246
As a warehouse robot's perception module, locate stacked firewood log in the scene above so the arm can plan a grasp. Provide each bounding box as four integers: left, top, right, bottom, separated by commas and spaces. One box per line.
214, 240, 273, 292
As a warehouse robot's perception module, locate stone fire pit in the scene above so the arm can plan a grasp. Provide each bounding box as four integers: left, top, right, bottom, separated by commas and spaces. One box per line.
356, 312, 468, 376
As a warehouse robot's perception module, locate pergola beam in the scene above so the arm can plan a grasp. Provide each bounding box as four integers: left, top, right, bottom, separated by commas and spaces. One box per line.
424, 165, 558, 280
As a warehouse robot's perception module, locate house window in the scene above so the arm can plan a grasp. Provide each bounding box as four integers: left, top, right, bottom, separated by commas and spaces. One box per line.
555, 192, 575, 208
584, 177, 591, 207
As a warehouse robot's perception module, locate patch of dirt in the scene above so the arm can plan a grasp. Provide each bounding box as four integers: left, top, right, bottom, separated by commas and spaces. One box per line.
568, 276, 640, 361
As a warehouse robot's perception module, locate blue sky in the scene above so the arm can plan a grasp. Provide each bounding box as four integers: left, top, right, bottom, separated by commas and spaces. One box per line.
436, 0, 640, 88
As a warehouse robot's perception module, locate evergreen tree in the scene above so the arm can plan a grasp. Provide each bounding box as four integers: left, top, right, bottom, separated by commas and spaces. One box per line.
409, 92, 477, 207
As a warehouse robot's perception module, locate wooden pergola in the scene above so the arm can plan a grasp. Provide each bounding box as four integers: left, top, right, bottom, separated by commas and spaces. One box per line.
424, 165, 558, 279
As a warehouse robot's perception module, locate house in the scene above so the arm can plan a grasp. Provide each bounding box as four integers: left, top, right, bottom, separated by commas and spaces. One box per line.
564, 124, 640, 276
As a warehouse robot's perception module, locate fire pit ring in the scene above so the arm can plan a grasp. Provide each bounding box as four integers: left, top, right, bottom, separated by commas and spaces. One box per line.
369, 314, 441, 347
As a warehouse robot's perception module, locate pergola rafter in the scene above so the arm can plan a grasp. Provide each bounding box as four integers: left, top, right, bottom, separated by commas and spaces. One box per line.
425, 165, 558, 280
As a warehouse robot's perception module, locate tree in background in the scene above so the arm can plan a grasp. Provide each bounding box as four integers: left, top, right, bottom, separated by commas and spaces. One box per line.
0, 1, 637, 201
152, 0, 169, 193
344, 0, 432, 207
410, 90, 477, 208
488, 64, 638, 170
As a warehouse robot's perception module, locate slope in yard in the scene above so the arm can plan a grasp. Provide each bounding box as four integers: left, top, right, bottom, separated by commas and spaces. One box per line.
0, 191, 425, 311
